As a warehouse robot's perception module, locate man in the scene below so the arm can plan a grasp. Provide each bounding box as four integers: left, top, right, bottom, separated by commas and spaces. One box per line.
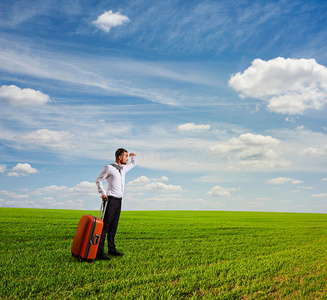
96, 148, 137, 260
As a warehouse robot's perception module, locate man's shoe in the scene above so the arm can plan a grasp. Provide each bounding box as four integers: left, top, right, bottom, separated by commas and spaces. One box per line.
96, 253, 110, 260
109, 249, 125, 256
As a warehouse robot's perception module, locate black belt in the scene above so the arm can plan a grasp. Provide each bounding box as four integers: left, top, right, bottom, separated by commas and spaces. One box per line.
108, 196, 122, 200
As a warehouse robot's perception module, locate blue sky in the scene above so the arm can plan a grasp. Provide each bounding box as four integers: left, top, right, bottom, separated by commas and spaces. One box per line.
0, 0, 326, 212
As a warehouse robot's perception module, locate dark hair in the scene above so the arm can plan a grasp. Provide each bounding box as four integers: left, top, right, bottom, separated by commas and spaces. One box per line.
115, 148, 128, 160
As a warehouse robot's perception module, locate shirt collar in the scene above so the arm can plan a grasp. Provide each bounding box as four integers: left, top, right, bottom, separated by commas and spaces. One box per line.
111, 163, 122, 173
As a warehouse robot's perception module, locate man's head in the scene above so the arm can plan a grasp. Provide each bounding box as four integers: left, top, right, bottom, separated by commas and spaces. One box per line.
115, 148, 128, 165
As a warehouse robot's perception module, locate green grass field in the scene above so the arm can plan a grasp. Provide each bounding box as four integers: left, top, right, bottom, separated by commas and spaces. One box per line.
1, 208, 327, 299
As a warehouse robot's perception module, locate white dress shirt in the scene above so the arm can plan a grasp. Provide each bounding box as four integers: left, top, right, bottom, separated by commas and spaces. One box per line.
96, 156, 137, 198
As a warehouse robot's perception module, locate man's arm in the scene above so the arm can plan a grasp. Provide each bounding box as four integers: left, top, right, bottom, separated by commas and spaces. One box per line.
124, 153, 137, 173
96, 165, 110, 197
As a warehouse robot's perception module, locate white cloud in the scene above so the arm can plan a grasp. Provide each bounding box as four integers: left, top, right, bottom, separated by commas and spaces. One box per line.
138, 194, 184, 202
266, 177, 292, 184
0, 196, 82, 209
23, 178, 185, 210
266, 177, 302, 184
0, 37, 221, 107
32, 181, 97, 197
93, 10, 130, 33
267, 126, 327, 172
312, 193, 327, 198
8, 163, 38, 177
12, 163, 38, 174
7, 172, 20, 177
0, 199, 41, 208
285, 116, 298, 123
155, 176, 169, 182
178, 122, 211, 131
44, 199, 84, 210
298, 186, 314, 190
0, 85, 50, 106
291, 180, 303, 184
302, 146, 327, 156
228, 57, 327, 115
0, 164, 6, 173
0, 190, 28, 199
31, 185, 69, 195
17, 129, 75, 151
141, 182, 184, 192
128, 175, 169, 186
268, 87, 326, 115
0, 199, 15, 207
28, 181, 98, 209
124, 192, 219, 210
69, 181, 98, 197
207, 185, 239, 197
127, 176, 151, 186
127, 176, 185, 192
210, 133, 290, 169
210, 133, 280, 154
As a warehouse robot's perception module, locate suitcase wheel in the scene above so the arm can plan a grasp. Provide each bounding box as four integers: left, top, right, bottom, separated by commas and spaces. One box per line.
77, 256, 83, 262
88, 259, 94, 263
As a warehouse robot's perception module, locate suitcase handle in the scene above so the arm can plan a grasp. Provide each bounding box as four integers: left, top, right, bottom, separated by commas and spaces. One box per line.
98, 199, 108, 220
92, 234, 100, 245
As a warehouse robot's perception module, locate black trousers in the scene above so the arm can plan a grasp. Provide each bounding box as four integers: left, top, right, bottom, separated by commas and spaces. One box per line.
98, 196, 122, 254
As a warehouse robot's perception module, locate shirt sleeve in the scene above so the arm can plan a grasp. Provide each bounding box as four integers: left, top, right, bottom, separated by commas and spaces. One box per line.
96, 165, 110, 196
123, 156, 137, 174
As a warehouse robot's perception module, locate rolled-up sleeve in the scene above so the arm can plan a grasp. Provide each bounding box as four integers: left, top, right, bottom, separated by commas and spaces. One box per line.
124, 156, 137, 173
96, 165, 109, 196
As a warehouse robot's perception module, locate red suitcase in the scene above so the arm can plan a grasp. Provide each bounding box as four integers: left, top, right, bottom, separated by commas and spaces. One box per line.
71, 200, 107, 262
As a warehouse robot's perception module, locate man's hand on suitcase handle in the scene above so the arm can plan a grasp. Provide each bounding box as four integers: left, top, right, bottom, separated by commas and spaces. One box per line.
102, 195, 108, 202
